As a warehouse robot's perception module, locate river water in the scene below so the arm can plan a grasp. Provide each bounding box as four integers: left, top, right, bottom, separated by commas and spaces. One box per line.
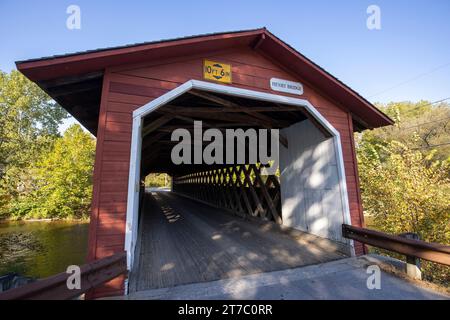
0, 221, 89, 279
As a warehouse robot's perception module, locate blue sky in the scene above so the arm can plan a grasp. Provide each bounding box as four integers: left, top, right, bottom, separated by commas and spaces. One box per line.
1, 0, 449, 131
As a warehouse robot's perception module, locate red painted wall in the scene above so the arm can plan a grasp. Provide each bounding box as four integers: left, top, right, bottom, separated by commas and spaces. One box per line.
87, 46, 366, 298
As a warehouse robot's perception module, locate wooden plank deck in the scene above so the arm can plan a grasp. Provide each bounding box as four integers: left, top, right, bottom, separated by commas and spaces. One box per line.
129, 191, 348, 293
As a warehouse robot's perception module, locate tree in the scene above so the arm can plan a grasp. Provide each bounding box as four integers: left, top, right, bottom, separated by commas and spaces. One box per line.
363, 101, 450, 163
8, 125, 95, 219
144, 173, 171, 188
0, 70, 68, 172
357, 101, 450, 285
0, 70, 68, 215
358, 141, 449, 240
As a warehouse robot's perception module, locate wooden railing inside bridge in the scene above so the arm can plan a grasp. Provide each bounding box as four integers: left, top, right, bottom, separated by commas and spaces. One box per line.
0, 252, 127, 300
173, 164, 282, 224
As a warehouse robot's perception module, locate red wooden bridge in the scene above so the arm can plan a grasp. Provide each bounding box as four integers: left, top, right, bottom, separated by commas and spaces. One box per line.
2, 29, 446, 299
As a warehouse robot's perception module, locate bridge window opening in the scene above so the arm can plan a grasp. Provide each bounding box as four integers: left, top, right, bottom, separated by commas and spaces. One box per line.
144, 173, 172, 192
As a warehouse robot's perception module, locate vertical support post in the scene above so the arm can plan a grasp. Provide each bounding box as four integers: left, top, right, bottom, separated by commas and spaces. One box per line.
125, 116, 143, 273
399, 232, 422, 280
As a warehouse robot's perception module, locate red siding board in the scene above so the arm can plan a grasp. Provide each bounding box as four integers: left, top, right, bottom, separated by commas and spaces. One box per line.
317, 111, 350, 119
102, 150, 131, 162
99, 212, 127, 225
101, 171, 129, 182
110, 72, 180, 90
106, 112, 133, 124
95, 244, 124, 257
97, 234, 125, 247
105, 121, 133, 133
110, 81, 169, 98
96, 221, 126, 236
104, 131, 132, 142
108, 92, 154, 105
98, 202, 127, 213
100, 180, 129, 193
106, 101, 142, 113
102, 141, 131, 153
99, 191, 128, 203
102, 161, 130, 172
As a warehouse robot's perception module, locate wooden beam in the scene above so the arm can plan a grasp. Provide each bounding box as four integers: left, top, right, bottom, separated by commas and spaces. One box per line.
39, 71, 103, 89
142, 131, 168, 150
142, 115, 173, 137
277, 103, 332, 139
250, 164, 282, 224
350, 112, 371, 131
187, 91, 289, 148
252, 33, 266, 50
232, 166, 254, 217
157, 140, 212, 145
242, 165, 265, 217
162, 108, 281, 126
188, 90, 278, 126
164, 105, 302, 113
48, 82, 102, 98
155, 123, 256, 133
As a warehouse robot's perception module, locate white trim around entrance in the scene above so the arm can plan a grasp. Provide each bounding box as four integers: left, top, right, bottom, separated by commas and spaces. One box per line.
124, 80, 355, 291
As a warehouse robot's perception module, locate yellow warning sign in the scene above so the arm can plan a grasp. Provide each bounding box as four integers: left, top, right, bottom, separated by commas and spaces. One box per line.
203, 60, 232, 84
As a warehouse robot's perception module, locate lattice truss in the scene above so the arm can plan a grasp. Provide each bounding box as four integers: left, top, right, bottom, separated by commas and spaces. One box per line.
172, 164, 282, 223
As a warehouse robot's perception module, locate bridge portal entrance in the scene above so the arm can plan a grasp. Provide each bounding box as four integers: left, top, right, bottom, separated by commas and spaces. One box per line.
125, 81, 353, 293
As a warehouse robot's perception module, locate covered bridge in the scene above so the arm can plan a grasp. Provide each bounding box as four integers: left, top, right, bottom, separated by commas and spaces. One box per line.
16, 28, 393, 298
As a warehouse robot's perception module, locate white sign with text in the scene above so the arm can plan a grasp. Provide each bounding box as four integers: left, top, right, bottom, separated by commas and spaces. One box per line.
270, 78, 303, 95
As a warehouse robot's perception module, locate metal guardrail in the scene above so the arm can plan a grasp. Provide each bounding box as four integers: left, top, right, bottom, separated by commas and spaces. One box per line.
0, 252, 127, 300
342, 224, 450, 266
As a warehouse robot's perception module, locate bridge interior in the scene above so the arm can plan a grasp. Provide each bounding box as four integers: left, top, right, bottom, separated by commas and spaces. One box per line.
129, 191, 348, 292
129, 89, 350, 292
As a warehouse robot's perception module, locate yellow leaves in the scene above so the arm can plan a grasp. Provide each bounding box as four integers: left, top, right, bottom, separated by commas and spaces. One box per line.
358, 138, 449, 245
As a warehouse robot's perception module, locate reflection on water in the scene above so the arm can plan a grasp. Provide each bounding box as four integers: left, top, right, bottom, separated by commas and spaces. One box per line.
0, 221, 89, 279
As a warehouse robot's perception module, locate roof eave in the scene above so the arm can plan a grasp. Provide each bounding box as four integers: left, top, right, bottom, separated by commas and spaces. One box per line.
16, 28, 393, 130
16, 28, 265, 81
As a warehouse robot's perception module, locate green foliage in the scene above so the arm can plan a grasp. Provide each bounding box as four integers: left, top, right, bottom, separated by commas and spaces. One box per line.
0, 70, 95, 220
6, 125, 95, 220
358, 101, 450, 286
0, 70, 68, 217
144, 173, 171, 188
0, 70, 68, 173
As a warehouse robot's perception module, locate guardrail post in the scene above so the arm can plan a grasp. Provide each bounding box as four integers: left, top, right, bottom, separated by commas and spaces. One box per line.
399, 232, 422, 280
